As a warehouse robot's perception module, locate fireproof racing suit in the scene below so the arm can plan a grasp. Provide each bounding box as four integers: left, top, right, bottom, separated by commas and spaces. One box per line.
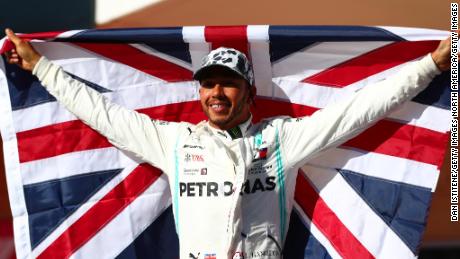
32, 54, 440, 259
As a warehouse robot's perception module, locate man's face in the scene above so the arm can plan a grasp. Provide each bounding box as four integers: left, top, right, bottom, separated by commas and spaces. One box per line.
199, 67, 254, 130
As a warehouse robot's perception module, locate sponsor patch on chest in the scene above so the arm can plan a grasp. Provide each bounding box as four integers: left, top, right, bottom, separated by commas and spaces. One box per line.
184, 153, 205, 162
179, 177, 276, 197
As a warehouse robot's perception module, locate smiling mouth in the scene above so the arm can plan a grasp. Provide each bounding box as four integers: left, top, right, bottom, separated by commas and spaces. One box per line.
209, 103, 230, 113
211, 104, 224, 108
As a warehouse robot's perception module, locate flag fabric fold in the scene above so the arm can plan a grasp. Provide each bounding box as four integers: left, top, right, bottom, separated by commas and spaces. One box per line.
0, 25, 450, 259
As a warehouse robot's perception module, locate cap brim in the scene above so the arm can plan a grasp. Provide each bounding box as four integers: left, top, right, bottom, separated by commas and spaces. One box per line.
193, 64, 249, 84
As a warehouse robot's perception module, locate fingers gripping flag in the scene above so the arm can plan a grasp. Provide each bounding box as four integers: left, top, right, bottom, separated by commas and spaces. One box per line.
0, 26, 451, 259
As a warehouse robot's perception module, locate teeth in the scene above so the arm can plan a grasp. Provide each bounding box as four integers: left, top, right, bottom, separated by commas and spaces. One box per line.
211, 104, 221, 108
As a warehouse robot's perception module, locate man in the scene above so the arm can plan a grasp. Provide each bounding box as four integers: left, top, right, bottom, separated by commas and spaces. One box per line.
4, 28, 451, 259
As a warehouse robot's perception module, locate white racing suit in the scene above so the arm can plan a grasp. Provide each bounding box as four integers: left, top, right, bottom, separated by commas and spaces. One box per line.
32, 55, 440, 259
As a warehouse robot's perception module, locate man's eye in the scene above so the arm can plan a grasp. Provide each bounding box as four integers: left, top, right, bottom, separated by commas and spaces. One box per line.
221, 81, 234, 86
221, 81, 239, 87
200, 80, 240, 88
201, 81, 214, 88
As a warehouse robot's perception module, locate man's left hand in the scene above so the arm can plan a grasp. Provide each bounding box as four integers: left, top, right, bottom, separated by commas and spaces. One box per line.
431, 37, 453, 71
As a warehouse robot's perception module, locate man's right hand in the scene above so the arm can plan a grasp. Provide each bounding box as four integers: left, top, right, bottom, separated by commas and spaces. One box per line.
4, 28, 42, 71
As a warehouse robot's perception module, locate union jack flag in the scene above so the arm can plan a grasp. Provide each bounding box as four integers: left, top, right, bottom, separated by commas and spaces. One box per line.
0, 25, 451, 259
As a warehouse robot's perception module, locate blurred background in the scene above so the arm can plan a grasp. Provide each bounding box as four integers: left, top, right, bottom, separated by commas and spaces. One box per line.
0, 0, 458, 258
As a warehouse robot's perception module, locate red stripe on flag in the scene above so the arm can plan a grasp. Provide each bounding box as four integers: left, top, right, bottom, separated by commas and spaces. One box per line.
0, 218, 14, 236
17, 119, 111, 163
17, 101, 205, 163
0, 218, 15, 259
20, 31, 66, 40
252, 99, 318, 121
302, 41, 439, 88
0, 31, 64, 54
36, 163, 161, 259
295, 171, 375, 259
17, 99, 447, 167
204, 26, 249, 54
73, 43, 193, 82
343, 119, 449, 168
137, 100, 206, 123
254, 99, 447, 166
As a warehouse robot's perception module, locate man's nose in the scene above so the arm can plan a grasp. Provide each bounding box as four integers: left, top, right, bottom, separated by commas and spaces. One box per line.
210, 84, 224, 96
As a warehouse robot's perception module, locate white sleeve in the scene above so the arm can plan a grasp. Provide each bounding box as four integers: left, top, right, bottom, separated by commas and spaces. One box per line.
32, 57, 181, 172
280, 54, 442, 168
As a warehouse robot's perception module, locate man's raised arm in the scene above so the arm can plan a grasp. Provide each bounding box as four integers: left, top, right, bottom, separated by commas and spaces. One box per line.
4, 29, 180, 172
280, 37, 451, 168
